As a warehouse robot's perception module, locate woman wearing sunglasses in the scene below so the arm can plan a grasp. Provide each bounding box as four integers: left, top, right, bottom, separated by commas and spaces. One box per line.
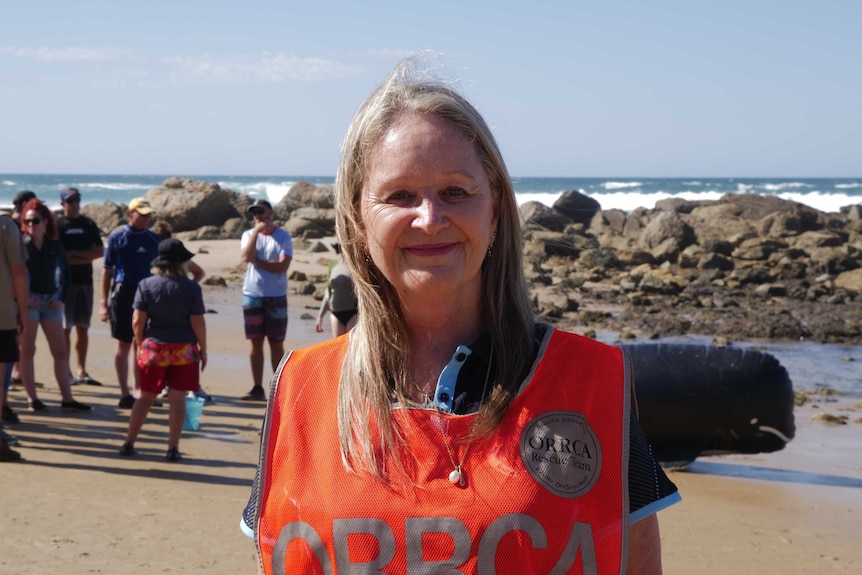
19, 199, 91, 413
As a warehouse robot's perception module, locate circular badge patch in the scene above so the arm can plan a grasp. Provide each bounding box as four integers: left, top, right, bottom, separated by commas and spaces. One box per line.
520, 411, 602, 498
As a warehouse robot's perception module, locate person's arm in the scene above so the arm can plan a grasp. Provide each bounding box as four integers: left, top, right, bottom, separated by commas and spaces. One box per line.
11, 263, 28, 331
132, 309, 147, 349
66, 245, 104, 265
52, 242, 70, 305
188, 260, 206, 283
65, 220, 104, 265
241, 228, 260, 264
315, 283, 332, 332
626, 514, 663, 574
253, 253, 291, 274
100, 266, 114, 322
190, 314, 207, 371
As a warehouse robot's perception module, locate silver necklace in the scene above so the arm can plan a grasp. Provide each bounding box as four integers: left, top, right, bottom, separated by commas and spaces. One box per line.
410, 350, 493, 486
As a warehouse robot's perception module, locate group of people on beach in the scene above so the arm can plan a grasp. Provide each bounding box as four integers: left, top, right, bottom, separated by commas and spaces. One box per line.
0, 186, 357, 463
1, 188, 99, 461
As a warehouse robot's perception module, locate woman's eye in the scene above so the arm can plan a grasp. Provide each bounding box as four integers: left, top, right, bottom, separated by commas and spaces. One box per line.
442, 187, 467, 198
388, 190, 412, 202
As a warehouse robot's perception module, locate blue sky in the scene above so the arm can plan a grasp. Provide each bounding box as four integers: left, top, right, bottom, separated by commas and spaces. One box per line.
1, 0, 859, 177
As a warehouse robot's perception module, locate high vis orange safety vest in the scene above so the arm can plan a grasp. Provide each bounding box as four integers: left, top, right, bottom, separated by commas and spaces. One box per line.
253, 327, 631, 574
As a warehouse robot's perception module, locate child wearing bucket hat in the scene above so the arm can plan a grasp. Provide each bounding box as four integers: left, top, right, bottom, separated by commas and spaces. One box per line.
119, 238, 207, 461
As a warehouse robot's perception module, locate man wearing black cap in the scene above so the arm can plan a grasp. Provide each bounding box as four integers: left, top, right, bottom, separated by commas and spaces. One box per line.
57, 187, 104, 385
239, 199, 292, 402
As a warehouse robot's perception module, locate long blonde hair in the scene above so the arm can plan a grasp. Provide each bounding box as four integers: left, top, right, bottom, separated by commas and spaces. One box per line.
335, 57, 535, 478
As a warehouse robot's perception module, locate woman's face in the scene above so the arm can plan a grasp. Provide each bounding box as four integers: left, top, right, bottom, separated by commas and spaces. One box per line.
360, 112, 500, 303
23, 209, 45, 237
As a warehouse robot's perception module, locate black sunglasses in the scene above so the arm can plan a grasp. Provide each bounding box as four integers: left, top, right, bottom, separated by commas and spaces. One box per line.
64, 196, 81, 203
250, 208, 266, 215
24, 217, 43, 225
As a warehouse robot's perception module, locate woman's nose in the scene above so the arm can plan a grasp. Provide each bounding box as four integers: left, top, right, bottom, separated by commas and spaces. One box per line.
412, 196, 448, 234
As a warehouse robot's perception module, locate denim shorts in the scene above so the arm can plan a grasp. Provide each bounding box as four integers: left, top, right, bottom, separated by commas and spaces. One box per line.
26, 293, 65, 323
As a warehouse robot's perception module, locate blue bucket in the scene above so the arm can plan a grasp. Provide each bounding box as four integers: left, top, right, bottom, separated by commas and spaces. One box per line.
183, 395, 206, 431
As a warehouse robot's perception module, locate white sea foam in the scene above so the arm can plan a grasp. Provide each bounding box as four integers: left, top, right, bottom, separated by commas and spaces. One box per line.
682, 181, 703, 186
79, 182, 151, 191
835, 183, 862, 189
591, 191, 726, 211
601, 181, 643, 190
264, 183, 294, 205
516, 193, 568, 207
777, 192, 859, 213
219, 180, 295, 205
760, 182, 815, 191
2, 180, 16, 186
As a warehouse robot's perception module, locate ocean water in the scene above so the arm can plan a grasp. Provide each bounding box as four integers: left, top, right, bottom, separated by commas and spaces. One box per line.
1, 174, 860, 214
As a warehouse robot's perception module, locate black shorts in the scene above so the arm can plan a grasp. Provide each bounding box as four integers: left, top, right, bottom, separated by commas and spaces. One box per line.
0, 329, 19, 363
332, 309, 358, 326
109, 283, 136, 343
64, 283, 94, 328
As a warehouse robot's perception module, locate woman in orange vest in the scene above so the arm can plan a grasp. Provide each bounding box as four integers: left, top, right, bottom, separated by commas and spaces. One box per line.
243, 56, 680, 574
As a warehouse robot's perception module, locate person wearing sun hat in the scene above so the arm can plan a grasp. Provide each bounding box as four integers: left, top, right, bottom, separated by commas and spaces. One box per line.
57, 187, 104, 386
119, 237, 207, 462
100, 197, 159, 409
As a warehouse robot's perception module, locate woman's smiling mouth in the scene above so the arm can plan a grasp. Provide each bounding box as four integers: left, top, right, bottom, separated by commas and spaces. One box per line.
405, 243, 458, 257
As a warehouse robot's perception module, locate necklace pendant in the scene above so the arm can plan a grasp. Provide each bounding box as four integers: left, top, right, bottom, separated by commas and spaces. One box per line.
449, 467, 464, 486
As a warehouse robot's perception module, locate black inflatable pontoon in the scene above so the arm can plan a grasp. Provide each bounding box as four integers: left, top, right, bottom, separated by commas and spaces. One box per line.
621, 344, 796, 465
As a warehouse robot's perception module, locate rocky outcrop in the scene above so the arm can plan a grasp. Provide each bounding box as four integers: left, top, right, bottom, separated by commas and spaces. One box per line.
89, 177, 336, 241
521, 193, 862, 344
103, 178, 862, 344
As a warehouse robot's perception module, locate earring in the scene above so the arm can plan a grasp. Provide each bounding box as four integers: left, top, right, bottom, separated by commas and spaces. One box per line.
486, 231, 496, 258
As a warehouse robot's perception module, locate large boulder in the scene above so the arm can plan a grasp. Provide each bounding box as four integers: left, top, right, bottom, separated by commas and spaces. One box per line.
280, 181, 334, 210
553, 190, 601, 226
81, 201, 126, 235
685, 203, 754, 243
144, 177, 244, 232
638, 211, 695, 251
718, 193, 821, 227
520, 201, 572, 232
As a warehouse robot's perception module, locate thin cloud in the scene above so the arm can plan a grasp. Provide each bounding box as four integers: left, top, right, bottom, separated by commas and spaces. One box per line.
163, 52, 363, 83
364, 48, 414, 59
1, 45, 129, 62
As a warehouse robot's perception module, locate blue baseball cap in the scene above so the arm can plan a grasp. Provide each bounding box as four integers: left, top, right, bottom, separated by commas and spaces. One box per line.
61, 187, 81, 201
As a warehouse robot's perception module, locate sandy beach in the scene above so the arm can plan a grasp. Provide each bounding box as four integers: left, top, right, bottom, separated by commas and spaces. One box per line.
3, 238, 861, 574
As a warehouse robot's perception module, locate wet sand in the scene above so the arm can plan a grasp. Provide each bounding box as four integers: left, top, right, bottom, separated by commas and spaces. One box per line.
3, 239, 860, 574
